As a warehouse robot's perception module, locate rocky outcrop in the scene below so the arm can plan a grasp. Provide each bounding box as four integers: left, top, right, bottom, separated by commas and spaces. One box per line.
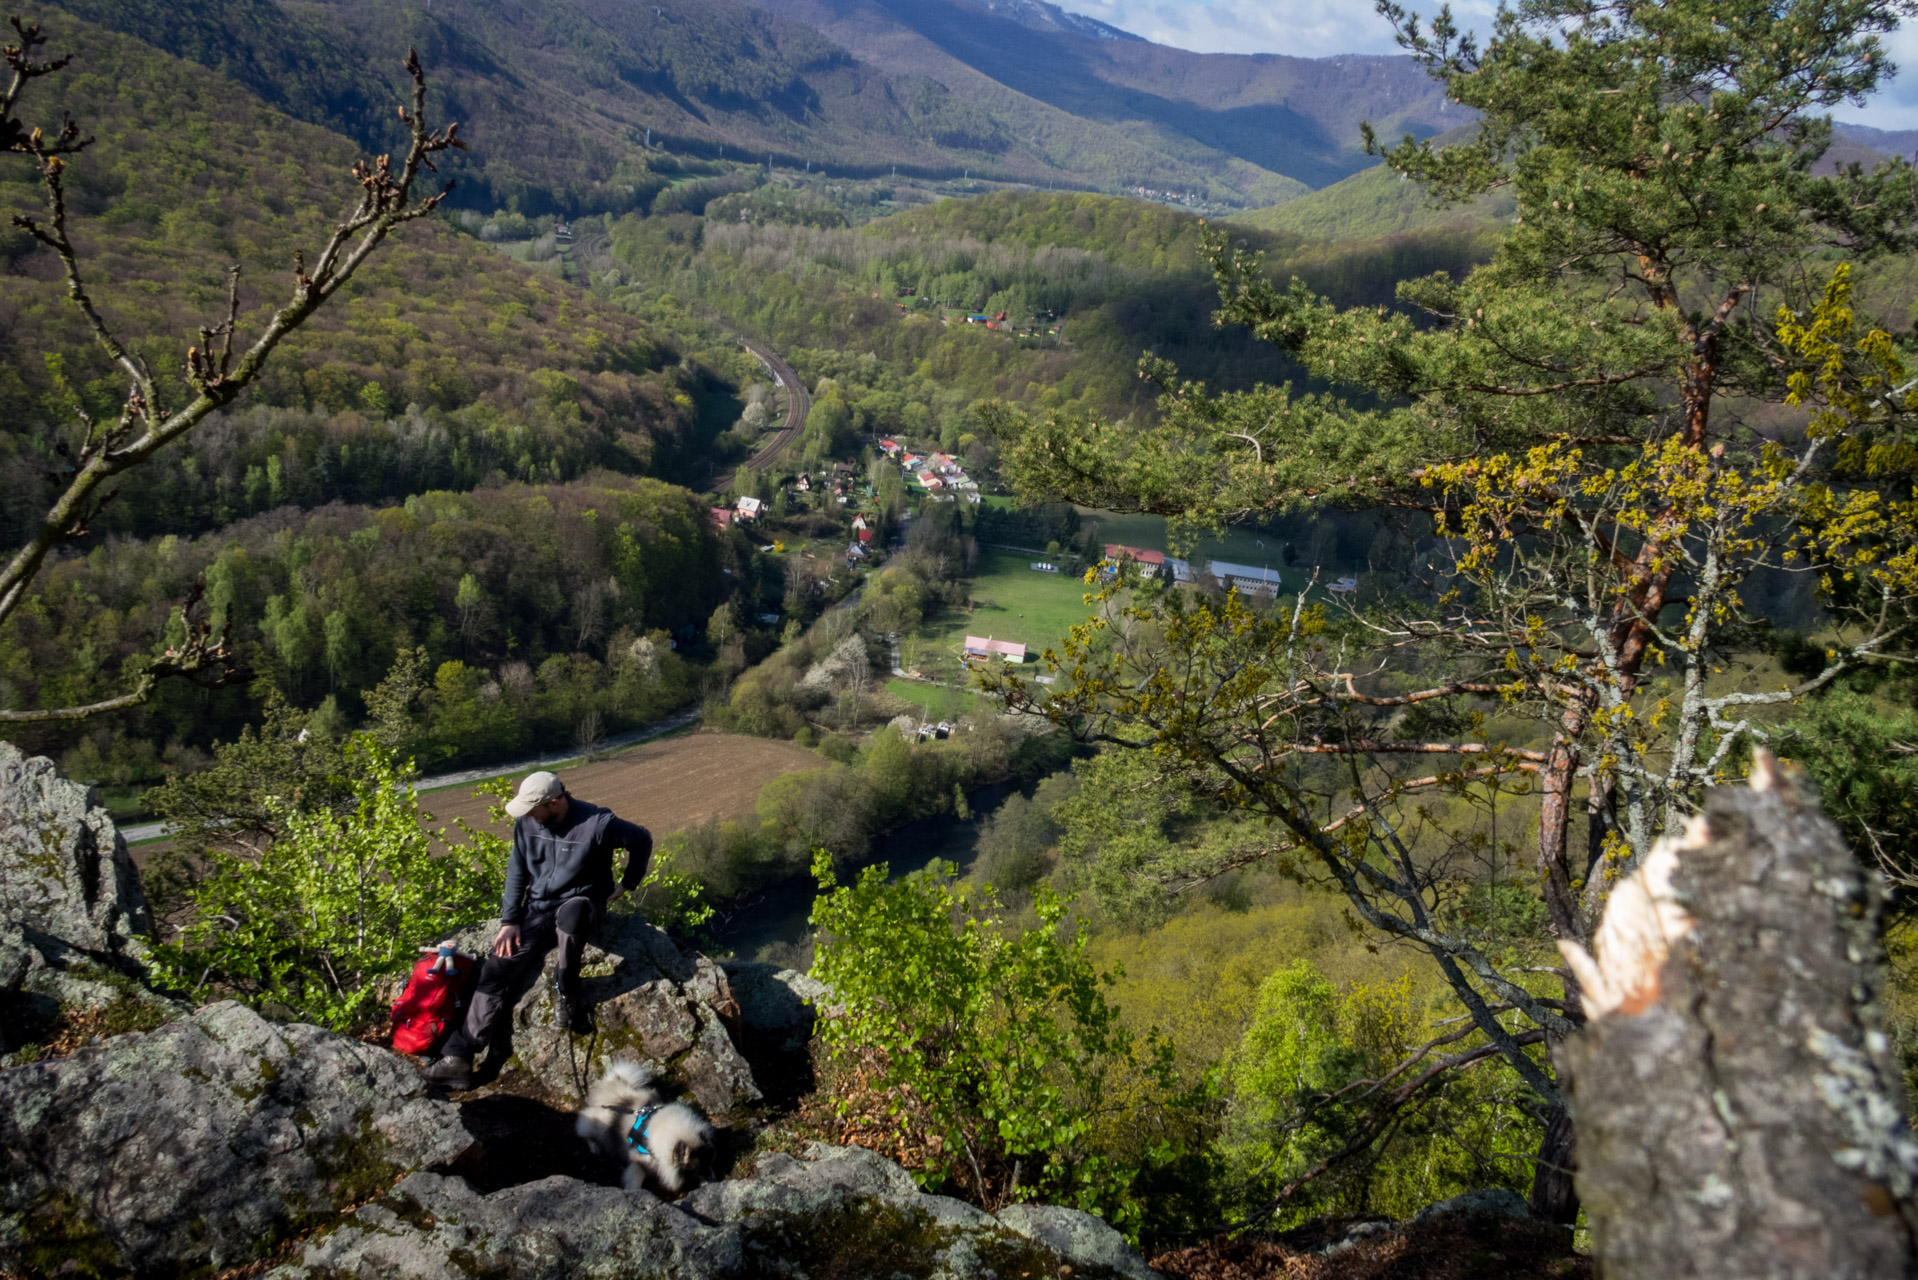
0, 1000, 474, 1277
444, 913, 762, 1117
0, 743, 175, 1054
270, 1141, 1158, 1279
0, 742, 150, 958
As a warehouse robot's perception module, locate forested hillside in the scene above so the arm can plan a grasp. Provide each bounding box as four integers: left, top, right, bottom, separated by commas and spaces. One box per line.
582, 189, 1500, 464
44, 0, 1452, 210
0, 15, 721, 549
0, 14, 745, 792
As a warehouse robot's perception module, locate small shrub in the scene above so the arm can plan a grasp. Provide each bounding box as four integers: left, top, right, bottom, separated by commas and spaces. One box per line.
809, 853, 1195, 1243
151, 735, 505, 1031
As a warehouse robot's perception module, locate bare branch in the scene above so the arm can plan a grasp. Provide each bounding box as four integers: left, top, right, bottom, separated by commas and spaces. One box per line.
0, 35, 463, 721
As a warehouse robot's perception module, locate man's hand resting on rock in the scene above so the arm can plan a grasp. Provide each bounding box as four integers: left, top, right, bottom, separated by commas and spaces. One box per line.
493, 924, 521, 957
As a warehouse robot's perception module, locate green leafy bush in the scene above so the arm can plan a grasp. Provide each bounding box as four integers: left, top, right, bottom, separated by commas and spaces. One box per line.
1222, 960, 1538, 1225
808, 853, 1193, 1242
151, 736, 505, 1031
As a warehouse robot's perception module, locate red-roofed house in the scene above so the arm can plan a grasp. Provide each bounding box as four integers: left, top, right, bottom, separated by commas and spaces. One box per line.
1102, 544, 1166, 576
709, 507, 734, 529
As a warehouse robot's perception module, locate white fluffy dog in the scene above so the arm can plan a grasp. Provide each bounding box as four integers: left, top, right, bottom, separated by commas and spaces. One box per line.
575, 1058, 716, 1195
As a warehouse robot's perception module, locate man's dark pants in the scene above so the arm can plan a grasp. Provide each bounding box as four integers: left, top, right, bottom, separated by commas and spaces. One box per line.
440, 894, 602, 1062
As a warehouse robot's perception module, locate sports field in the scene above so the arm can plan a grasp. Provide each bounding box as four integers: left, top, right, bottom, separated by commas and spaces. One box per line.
419, 732, 824, 838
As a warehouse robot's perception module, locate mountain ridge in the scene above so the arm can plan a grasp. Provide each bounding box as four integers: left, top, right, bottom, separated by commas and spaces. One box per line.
44, 0, 1453, 209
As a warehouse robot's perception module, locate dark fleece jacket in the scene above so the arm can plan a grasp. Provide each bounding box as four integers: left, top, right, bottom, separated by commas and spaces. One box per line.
500, 798, 652, 924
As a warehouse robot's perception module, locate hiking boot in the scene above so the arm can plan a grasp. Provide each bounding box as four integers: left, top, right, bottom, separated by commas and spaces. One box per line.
551, 971, 593, 1034
422, 1054, 473, 1090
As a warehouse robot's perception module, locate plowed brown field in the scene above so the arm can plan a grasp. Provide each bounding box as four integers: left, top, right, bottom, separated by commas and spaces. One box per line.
418, 732, 824, 839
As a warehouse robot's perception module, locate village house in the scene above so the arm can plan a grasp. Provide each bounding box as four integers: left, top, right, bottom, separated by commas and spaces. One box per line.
963, 635, 1027, 663
735, 495, 763, 521
1102, 544, 1166, 577
708, 506, 734, 529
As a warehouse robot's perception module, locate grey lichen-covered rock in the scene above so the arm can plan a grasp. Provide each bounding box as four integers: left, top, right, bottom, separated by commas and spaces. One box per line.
270, 1141, 1158, 1279
0, 744, 179, 1057
0, 1000, 474, 1277
1411, 1187, 1531, 1224
0, 741, 150, 958
996, 1203, 1160, 1280
266, 1172, 743, 1280
444, 912, 762, 1116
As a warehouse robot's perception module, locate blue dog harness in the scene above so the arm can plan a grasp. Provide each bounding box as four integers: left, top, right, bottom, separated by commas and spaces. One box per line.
626, 1104, 663, 1155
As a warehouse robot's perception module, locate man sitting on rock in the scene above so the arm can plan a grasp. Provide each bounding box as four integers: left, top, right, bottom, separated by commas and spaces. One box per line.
423, 770, 652, 1089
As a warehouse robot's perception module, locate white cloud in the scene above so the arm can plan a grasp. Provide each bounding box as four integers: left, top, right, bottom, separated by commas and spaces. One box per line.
1832, 24, 1918, 133
1057, 0, 1918, 131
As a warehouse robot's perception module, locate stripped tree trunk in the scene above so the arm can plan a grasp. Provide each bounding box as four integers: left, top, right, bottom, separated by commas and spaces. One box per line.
1561, 757, 1918, 1279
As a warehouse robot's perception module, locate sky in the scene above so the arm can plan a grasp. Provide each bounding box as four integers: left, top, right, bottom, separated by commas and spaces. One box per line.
1050, 0, 1918, 132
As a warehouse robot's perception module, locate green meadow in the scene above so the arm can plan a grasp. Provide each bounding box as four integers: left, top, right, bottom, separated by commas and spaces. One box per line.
908, 549, 1103, 683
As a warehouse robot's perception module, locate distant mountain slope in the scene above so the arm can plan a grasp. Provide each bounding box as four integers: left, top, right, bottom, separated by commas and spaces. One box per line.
0, 13, 709, 545
752, 0, 1458, 189
971, 0, 1142, 41
1230, 123, 1513, 241
47, 0, 1310, 209
1235, 121, 1908, 245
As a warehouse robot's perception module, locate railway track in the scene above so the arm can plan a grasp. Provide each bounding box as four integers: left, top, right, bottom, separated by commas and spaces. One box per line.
715, 337, 809, 493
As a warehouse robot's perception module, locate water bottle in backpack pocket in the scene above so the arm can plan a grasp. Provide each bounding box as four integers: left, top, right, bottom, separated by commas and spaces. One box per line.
391, 942, 479, 1056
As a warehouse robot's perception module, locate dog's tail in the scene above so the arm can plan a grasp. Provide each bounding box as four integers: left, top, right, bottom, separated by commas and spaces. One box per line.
606, 1057, 656, 1090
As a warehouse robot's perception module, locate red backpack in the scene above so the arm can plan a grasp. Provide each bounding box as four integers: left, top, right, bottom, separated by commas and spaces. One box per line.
391, 946, 479, 1056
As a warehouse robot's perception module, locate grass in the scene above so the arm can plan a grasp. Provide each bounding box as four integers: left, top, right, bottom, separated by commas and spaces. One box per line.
909, 549, 1103, 684
884, 679, 980, 720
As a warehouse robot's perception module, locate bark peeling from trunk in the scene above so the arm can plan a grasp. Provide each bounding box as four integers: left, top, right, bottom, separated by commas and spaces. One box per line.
1562, 755, 1918, 1279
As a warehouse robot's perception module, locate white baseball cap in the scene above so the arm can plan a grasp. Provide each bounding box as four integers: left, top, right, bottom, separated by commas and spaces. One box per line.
506, 771, 565, 819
